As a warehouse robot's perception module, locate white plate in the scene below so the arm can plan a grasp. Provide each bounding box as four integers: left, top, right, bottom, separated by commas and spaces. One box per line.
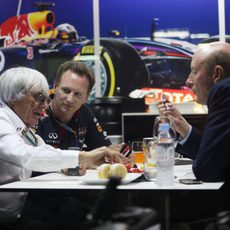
80, 173, 142, 185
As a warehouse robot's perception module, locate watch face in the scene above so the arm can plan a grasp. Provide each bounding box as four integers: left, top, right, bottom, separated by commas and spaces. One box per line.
67, 166, 80, 176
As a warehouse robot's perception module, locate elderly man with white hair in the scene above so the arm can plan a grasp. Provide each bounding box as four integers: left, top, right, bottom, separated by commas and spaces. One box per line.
0, 67, 122, 229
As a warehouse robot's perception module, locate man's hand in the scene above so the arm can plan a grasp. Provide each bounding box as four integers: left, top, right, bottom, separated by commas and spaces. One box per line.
79, 146, 123, 169
109, 143, 134, 165
157, 96, 191, 138
108, 143, 124, 151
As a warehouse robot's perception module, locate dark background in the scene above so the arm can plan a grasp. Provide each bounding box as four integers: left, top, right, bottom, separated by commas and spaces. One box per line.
0, 0, 229, 43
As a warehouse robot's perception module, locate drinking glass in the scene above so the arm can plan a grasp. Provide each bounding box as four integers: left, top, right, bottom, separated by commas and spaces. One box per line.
131, 141, 144, 166
143, 137, 157, 181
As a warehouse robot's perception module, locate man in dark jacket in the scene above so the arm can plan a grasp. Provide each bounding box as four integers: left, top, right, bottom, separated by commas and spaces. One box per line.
157, 42, 230, 228
27, 61, 131, 229
36, 61, 112, 153
158, 41, 230, 182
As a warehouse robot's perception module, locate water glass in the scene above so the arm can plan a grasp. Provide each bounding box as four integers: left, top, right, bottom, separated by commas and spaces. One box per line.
143, 137, 157, 181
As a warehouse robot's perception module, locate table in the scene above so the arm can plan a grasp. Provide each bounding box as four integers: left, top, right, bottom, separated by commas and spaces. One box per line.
0, 164, 224, 230
0, 164, 223, 190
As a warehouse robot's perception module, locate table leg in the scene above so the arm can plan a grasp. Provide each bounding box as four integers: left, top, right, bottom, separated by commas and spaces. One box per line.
164, 192, 170, 230
159, 191, 171, 230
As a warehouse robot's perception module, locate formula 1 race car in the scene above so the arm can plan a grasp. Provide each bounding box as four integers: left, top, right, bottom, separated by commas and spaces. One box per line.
0, 2, 197, 106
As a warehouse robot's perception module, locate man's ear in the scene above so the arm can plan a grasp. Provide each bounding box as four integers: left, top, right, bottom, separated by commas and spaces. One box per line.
213, 65, 224, 84
83, 94, 89, 103
53, 84, 58, 94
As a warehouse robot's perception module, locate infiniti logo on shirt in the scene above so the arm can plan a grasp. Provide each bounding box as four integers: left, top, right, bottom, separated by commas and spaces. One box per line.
48, 132, 58, 139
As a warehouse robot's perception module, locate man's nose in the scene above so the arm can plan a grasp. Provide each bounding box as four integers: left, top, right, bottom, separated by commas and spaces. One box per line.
66, 92, 75, 101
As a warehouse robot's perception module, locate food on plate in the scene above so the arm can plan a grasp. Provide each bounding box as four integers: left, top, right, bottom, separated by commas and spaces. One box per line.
98, 163, 111, 179
124, 163, 144, 173
97, 163, 127, 179
109, 163, 127, 179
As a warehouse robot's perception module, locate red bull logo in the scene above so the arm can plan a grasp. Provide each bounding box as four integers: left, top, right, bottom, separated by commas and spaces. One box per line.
0, 11, 55, 47
0, 14, 34, 47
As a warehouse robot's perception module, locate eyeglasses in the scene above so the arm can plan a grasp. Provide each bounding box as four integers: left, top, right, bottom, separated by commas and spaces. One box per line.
30, 92, 50, 104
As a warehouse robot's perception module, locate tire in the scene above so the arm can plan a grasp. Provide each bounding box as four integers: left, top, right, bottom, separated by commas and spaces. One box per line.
74, 38, 149, 99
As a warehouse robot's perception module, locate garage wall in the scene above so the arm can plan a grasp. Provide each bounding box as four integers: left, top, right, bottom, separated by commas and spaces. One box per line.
0, 0, 229, 42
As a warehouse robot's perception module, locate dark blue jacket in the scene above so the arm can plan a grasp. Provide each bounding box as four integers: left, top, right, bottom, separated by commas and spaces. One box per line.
36, 104, 112, 151
177, 77, 230, 182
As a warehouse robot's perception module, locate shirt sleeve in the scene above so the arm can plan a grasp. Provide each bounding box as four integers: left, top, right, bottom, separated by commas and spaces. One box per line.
0, 114, 79, 172
176, 127, 202, 160
178, 125, 192, 145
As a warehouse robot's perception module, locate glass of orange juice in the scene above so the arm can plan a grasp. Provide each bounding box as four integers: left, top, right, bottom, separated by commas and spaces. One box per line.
132, 141, 144, 165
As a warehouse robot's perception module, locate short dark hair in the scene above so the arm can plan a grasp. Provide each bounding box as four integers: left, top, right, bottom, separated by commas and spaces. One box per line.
55, 61, 95, 94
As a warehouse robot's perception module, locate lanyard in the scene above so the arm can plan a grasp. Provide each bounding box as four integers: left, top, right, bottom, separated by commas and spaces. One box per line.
22, 128, 38, 146
48, 106, 77, 137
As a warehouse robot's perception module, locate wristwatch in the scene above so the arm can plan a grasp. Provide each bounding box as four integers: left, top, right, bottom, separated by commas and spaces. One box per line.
62, 166, 80, 176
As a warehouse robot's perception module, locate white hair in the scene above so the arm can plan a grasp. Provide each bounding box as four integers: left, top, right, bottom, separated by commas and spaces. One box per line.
0, 67, 49, 106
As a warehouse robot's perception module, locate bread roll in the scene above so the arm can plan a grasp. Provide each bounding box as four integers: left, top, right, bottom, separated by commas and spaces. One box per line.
109, 163, 127, 179
97, 163, 127, 179
98, 164, 111, 179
